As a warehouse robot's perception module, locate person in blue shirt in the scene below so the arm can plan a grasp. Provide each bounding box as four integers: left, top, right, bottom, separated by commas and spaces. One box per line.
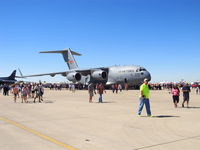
182, 83, 191, 108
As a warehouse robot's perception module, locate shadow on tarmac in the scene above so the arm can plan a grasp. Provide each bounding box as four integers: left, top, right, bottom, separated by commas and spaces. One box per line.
44, 100, 55, 103
187, 106, 200, 109
139, 115, 180, 118
27, 100, 55, 104
153, 115, 180, 118
93, 101, 116, 104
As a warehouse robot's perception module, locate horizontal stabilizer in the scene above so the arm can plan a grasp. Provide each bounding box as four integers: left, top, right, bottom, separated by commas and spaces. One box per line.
40, 49, 81, 56
39, 48, 80, 70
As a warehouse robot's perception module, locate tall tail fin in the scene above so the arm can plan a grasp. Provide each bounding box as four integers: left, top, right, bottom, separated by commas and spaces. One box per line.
40, 48, 81, 70
8, 70, 16, 80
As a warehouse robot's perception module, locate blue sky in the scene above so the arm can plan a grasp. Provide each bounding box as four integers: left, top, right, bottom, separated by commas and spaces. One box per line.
0, 0, 200, 82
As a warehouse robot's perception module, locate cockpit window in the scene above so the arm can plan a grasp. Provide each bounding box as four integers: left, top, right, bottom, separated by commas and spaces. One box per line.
139, 68, 146, 72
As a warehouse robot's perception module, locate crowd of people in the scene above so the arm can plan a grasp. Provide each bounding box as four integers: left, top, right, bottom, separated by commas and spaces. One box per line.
86, 81, 200, 118
111, 84, 123, 93
88, 83, 106, 103
46, 83, 84, 91
149, 82, 200, 91
1, 81, 199, 114
137, 80, 200, 117
171, 84, 191, 108
0, 83, 44, 103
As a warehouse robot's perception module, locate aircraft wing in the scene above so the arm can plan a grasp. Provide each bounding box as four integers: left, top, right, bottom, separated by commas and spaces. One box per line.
0, 79, 16, 83
23, 71, 67, 78
22, 68, 109, 78
75, 67, 109, 76
15, 76, 25, 78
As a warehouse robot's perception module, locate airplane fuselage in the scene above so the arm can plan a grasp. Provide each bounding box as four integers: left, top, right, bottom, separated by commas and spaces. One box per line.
72, 65, 151, 86
0, 70, 17, 85
107, 65, 151, 85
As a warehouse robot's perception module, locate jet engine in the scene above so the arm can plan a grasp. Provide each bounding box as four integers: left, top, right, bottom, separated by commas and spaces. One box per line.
91, 70, 107, 80
66, 72, 82, 82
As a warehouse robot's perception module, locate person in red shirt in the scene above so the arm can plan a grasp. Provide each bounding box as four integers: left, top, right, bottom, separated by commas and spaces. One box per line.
97, 83, 105, 103
171, 85, 180, 108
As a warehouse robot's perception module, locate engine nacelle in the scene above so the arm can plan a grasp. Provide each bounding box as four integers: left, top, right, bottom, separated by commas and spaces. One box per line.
66, 72, 82, 82
91, 70, 107, 80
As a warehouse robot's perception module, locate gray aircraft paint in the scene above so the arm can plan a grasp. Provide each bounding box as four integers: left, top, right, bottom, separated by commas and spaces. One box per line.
40, 48, 80, 70
106, 66, 151, 85
24, 49, 151, 86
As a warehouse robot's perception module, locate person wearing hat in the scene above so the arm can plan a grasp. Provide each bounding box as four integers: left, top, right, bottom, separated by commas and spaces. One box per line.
137, 78, 152, 117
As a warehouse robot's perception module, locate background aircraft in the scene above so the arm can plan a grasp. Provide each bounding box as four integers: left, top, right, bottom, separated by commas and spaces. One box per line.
0, 70, 17, 84
23, 48, 151, 85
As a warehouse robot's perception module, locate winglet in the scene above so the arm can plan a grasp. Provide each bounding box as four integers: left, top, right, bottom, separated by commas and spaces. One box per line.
16, 68, 26, 78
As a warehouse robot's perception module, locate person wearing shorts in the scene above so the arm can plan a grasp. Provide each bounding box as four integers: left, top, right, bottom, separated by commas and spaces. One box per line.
182, 84, 191, 108
171, 85, 180, 108
21, 86, 28, 103
12, 85, 19, 103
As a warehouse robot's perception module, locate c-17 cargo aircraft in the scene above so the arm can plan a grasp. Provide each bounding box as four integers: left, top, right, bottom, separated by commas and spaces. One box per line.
23, 48, 151, 85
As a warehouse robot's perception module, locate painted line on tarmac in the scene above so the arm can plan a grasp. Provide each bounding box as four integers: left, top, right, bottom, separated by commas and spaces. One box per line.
0, 117, 79, 150
134, 135, 200, 150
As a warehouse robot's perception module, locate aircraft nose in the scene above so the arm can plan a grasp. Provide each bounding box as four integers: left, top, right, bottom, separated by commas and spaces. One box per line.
146, 71, 151, 81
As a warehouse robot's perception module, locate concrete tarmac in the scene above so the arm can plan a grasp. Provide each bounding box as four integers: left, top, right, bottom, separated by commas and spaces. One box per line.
0, 89, 200, 150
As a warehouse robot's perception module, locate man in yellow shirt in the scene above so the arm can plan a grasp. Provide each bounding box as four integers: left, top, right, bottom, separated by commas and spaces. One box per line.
137, 78, 152, 117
